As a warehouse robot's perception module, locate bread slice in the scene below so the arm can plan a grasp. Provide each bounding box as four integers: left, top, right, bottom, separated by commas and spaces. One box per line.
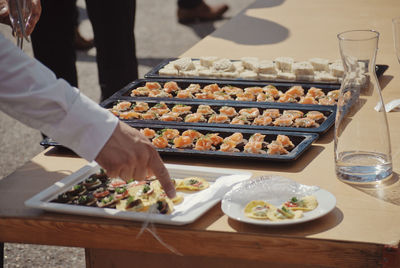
277, 71, 296, 80
172, 57, 195, 71
309, 58, 329, 71
314, 71, 338, 82
239, 70, 258, 79
329, 62, 344, 77
241, 57, 259, 71
292, 61, 314, 76
258, 60, 277, 74
212, 58, 235, 72
258, 73, 277, 80
198, 69, 214, 77
180, 69, 199, 77
159, 67, 179, 76
275, 57, 294, 72
233, 61, 245, 73
200, 56, 219, 68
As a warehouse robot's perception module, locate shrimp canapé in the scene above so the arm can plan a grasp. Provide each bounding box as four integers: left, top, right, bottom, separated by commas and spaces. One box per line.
219, 106, 237, 117
173, 136, 193, 149
152, 136, 169, 149
194, 136, 213, 151
140, 128, 156, 139
160, 128, 180, 140
184, 113, 206, 123
163, 81, 180, 93
182, 130, 203, 140
276, 134, 294, 149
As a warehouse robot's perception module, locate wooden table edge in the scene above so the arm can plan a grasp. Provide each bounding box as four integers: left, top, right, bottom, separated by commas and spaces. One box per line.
1, 217, 396, 267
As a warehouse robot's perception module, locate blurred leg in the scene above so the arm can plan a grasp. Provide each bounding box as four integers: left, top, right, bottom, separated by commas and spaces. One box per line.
85, 0, 138, 101
31, 0, 78, 87
0, 242, 3, 268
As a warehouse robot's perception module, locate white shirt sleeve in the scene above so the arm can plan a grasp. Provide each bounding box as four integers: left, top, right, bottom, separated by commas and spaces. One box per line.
0, 33, 119, 161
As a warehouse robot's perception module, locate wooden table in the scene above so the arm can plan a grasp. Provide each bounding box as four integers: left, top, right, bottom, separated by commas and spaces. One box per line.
2, 0, 400, 267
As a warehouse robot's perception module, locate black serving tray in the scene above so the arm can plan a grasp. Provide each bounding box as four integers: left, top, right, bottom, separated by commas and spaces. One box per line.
144, 58, 388, 85
102, 98, 336, 135
41, 123, 319, 162
111, 78, 339, 107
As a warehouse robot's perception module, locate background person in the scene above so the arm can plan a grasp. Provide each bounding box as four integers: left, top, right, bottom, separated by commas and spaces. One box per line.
31, 0, 138, 101
177, 0, 229, 23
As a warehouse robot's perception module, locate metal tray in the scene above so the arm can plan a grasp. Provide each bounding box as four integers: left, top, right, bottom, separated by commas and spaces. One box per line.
129, 123, 319, 161
41, 123, 319, 162
144, 58, 388, 85
102, 98, 335, 134
112, 78, 339, 105
24, 162, 253, 225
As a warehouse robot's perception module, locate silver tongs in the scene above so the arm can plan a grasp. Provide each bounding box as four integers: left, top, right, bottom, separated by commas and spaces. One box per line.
9, 0, 29, 49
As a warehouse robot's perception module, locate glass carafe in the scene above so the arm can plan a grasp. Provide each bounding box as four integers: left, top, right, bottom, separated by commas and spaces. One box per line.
334, 30, 392, 185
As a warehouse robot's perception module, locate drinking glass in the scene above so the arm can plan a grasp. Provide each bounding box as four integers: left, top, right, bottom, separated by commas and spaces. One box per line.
334, 30, 392, 185
393, 17, 400, 64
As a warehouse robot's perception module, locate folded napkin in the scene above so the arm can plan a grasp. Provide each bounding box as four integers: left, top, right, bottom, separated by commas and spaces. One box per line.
375, 99, 400, 112
173, 174, 251, 214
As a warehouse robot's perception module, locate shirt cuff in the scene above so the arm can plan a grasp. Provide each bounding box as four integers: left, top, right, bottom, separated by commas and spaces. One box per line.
44, 91, 119, 161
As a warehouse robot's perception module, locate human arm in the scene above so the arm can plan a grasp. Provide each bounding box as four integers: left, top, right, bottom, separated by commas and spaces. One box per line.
0, 33, 176, 198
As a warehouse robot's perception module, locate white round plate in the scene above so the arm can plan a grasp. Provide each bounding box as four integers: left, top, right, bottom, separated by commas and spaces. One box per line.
221, 175, 336, 226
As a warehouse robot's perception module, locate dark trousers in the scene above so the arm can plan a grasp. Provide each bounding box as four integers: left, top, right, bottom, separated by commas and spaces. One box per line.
177, 0, 202, 9
31, 0, 138, 101
1, 242, 3, 268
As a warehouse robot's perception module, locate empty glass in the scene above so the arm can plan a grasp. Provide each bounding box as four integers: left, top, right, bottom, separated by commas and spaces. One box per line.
334, 30, 392, 185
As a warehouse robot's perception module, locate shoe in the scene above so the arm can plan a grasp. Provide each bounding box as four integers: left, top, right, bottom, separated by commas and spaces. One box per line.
74, 27, 94, 51
177, 1, 229, 23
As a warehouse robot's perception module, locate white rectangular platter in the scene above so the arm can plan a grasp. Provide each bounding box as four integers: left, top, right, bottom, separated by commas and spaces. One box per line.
25, 162, 252, 225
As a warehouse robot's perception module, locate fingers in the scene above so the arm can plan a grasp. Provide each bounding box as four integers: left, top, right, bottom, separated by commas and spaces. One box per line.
95, 121, 175, 197
25, 0, 41, 35
148, 149, 176, 198
119, 166, 134, 181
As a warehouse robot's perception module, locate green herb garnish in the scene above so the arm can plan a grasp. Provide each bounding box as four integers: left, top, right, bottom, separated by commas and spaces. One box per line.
143, 184, 151, 193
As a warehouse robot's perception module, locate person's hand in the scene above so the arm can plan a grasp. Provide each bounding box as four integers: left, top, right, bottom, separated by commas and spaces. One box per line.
25, 0, 41, 36
0, 0, 41, 36
0, 0, 11, 25
95, 121, 176, 198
